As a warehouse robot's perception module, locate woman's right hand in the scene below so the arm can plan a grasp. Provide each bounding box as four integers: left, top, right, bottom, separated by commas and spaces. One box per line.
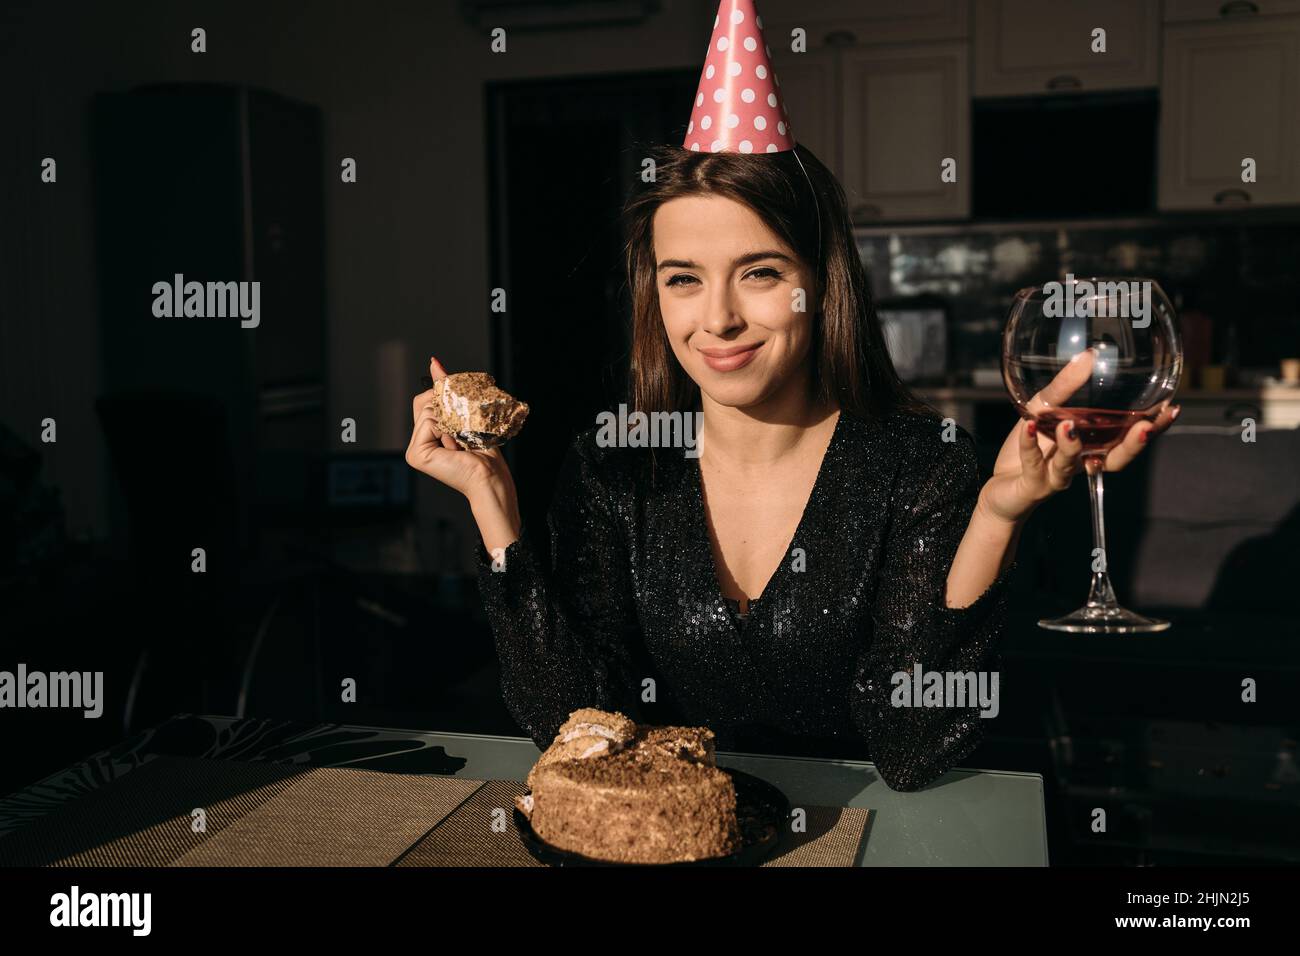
406, 356, 522, 554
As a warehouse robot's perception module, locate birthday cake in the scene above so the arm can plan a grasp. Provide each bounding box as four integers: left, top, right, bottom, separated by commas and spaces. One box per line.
430, 372, 529, 450
515, 708, 742, 864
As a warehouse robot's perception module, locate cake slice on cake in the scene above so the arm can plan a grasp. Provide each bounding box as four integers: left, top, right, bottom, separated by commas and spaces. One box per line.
525, 708, 638, 789
635, 724, 717, 766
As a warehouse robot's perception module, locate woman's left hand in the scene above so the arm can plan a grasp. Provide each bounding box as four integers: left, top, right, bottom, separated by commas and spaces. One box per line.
977, 348, 1180, 526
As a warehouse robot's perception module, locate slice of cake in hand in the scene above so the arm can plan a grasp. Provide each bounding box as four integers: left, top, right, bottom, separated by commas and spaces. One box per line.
430, 371, 529, 450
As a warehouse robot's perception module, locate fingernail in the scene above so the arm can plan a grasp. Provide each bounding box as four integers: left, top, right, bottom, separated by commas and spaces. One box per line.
1026, 421, 1037, 438
1171, 405, 1181, 421
1139, 428, 1149, 444
1067, 425, 1077, 441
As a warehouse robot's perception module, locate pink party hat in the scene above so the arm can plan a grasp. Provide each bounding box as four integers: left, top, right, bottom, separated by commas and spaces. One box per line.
683, 0, 794, 154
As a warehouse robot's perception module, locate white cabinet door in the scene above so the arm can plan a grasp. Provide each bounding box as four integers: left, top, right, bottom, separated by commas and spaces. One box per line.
1158, 16, 1300, 208
760, 0, 969, 47
973, 0, 1159, 96
770, 50, 839, 175
838, 42, 969, 222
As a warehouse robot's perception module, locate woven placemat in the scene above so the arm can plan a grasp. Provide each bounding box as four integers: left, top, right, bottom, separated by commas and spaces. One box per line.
763, 804, 872, 867
395, 779, 540, 867
170, 768, 483, 867
0, 758, 869, 868
0, 756, 485, 868
396, 779, 871, 867
0, 755, 308, 867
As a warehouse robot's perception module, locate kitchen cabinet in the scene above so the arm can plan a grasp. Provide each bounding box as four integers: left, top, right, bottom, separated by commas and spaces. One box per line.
1158, 15, 1300, 208
773, 38, 970, 222
775, 50, 838, 175
1172, 389, 1300, 428
839, 42, 969, 221
1164, 0, 1300, 22
973, 0, 1159, 96
760, 0, 968, 48
919, 387, 1300, 433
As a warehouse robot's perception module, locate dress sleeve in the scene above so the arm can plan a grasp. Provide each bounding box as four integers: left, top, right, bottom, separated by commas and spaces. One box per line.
474, 437, 644, 750
850, 429, 1013, 791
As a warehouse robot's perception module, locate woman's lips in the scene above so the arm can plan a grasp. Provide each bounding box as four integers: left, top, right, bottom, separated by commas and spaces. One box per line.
698, 341, 763, 372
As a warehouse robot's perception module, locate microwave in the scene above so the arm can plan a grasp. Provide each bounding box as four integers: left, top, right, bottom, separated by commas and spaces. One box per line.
877, 299, 948, 383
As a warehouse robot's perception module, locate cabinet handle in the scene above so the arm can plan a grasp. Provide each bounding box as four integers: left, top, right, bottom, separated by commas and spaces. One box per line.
1214, 188, 1251, 204
851, 203, 882, 222
824, 29, 857, 46
1219, 0, 1260, 16
1046, 74, 1082, 90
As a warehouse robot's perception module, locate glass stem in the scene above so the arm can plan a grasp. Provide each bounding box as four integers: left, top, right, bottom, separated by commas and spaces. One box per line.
1084, 456, 1118, 610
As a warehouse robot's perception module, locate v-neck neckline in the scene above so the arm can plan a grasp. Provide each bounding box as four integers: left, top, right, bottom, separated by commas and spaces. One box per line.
690, 410, 845, 625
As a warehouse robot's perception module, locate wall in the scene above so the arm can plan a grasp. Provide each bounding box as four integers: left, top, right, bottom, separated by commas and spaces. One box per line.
0, 0, 711, 563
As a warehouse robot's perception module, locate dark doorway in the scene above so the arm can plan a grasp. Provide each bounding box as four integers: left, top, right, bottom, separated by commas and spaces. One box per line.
486, 68, 697, 532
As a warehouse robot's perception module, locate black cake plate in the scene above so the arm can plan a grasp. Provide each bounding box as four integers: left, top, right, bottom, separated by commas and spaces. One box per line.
513, 767, 790, 867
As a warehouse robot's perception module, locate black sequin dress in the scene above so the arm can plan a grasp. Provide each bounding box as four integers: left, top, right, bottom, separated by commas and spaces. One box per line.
475, 409, 1013, 791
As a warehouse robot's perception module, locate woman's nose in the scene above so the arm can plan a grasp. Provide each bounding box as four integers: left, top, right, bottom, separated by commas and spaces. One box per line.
702, 284, 745, 337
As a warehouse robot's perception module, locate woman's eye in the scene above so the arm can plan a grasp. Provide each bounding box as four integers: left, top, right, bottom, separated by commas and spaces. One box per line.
745, 267, 782, 281
665, 274, 698, 287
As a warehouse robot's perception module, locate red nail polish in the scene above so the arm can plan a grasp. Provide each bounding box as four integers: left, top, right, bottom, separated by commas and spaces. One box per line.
1026, 421, 1037, 438
1140, 429, 1148, 444
1067, 425, 1077, 441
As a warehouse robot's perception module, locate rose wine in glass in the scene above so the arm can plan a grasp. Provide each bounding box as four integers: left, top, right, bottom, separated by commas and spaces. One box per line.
1002, 276, 1182, 633
1034, 408, 1160, 453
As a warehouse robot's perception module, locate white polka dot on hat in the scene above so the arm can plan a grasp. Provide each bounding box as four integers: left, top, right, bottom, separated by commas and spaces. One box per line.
681, 0, 795, 154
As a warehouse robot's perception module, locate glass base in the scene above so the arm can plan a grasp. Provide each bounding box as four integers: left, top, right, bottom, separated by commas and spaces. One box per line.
1038, 605, 1170, 634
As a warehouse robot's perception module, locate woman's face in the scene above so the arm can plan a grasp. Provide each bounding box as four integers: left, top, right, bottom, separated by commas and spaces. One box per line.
653, 194, 818, 411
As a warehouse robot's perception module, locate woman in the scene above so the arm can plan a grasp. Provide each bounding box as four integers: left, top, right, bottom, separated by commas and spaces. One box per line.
406, 143, 1177, 790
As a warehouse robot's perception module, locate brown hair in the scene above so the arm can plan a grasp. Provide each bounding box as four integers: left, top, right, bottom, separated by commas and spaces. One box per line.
621, 143, 930, 420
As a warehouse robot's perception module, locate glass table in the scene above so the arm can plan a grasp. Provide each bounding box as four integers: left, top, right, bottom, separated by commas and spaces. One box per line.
0, 714, 1048, 866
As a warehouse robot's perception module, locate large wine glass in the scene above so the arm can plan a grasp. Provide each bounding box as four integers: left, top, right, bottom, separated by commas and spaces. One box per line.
1002, 277, 1183, 633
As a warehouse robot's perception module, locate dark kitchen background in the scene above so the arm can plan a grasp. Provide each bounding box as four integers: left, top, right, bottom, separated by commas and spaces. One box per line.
2, 0, 1298, 865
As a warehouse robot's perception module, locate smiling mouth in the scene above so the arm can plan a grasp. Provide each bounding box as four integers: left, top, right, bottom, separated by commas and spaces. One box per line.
698, 341, 763, 372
